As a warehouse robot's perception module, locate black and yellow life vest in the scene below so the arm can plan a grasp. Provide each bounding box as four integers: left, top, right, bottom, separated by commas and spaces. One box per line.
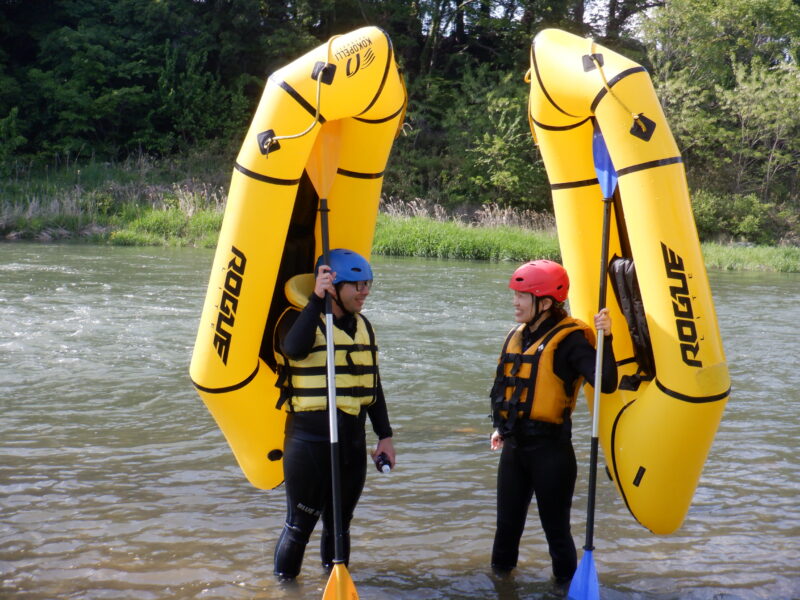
490, 317, 595, 431
275, 311, 378, 416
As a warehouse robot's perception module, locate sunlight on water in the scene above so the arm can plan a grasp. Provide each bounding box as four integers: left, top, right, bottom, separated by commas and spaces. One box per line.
1, 245, 798, 600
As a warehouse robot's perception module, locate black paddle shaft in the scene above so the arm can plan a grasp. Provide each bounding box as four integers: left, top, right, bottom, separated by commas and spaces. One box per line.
596, 197, 613, 311
584, 438, 600, 551
320, 199, 333, 316
319, 198, 346, 565
583, 195, 613, 553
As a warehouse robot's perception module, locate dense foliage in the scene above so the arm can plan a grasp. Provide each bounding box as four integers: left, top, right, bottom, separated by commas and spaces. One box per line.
2, 0, 799, 244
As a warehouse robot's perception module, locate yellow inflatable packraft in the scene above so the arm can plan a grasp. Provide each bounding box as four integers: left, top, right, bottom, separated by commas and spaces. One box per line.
190, 27, 407, 490
527, 29, 730, 534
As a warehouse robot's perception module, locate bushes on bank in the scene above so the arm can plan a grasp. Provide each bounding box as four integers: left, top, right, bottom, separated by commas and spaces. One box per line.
692, 189, 799, 246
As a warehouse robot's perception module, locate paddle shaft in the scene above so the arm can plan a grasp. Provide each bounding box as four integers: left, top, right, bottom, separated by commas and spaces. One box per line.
319, 198, 346, 565
583, 195, 612, 552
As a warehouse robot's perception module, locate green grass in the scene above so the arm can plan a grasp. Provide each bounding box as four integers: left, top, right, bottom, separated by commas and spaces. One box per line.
372, 213, 560, 261
372, 214, 800, 272
109, 209, 223, 247
3, 204, 799, 271
700, 242, 800, 273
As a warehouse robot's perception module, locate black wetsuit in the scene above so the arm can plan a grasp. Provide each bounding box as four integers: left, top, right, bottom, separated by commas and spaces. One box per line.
491, 314, 617, 581
273, 293, 392, 578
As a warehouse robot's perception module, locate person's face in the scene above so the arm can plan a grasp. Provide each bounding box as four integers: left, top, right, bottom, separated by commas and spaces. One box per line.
513, 290, 535, 323
337, 280, 371, 314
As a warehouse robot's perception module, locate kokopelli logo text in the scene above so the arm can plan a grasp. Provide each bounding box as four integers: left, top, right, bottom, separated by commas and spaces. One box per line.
661, 242, 702, 367
333, 36, 375, 77
213, 246, 246, 364
346, 47, 375, 77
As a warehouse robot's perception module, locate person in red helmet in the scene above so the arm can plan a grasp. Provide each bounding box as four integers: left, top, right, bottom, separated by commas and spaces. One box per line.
488, 259, 617, 586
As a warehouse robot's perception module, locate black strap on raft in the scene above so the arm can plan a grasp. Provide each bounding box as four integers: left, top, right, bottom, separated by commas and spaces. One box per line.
608, 256, 655, 390
490, 323, 576, 436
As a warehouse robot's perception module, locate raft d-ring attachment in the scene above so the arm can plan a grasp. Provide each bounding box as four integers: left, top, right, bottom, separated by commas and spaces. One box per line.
262, 35, 340, 157
589, 42, 655, 141
523, 68, 531, 84
311, 61, 336, 85
257, 130, 280, 156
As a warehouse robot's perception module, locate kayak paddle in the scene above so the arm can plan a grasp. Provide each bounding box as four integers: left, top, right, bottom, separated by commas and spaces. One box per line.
569, 126, 617, 600
308, 116, 359, 600
319, 197, 359, 600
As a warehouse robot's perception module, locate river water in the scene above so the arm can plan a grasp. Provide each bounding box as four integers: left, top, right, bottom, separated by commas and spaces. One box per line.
1, 243, 798, 600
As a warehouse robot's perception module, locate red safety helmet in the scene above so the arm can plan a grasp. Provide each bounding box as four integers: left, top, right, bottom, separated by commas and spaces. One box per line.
508, 260, 569, 302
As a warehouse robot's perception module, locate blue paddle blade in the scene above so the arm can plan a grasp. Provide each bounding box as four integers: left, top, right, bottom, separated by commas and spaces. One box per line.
568, 550, 599, 600
592, 128, 618, 200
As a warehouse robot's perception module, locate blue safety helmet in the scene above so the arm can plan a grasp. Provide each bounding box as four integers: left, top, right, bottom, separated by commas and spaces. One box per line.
315, 248, 373, 284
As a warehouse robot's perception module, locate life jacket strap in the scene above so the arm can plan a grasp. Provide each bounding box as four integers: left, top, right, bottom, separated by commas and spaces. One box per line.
275, 365, 294, 411
273, 307, 299, 411
284, 386, 377, 398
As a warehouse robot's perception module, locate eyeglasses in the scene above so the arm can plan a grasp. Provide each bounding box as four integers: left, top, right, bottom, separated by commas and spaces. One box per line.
349, 280, 372, 292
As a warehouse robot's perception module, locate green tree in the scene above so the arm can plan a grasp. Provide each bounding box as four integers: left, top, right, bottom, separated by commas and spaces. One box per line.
451, 68, 549, 208
0, 0, 273, 158
0, 107, 27, 174
719, 60, 800, 202
641, 0, 800, 207
12, 0, 794, 244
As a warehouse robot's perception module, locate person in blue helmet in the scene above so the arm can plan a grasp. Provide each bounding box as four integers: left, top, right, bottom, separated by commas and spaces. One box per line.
272, 248, 395, 579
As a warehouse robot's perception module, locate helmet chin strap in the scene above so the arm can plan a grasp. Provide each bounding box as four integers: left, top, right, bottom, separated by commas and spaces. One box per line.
332, 284, 349, 315
526, 295, 547, 329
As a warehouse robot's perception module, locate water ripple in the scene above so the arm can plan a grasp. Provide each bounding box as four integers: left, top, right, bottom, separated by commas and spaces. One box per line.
1, 248, 798, 600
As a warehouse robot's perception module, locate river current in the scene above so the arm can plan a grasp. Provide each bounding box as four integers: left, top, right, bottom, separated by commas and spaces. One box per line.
1, 243, 798, 599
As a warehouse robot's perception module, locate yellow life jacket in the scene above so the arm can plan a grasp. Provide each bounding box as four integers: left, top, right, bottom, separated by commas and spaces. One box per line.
490, 317, 595, 429
275, 311, 378, 416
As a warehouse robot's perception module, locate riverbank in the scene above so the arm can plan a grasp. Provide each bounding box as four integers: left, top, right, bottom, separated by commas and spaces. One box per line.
1, 203, 799, 272
3, 152, 799, 271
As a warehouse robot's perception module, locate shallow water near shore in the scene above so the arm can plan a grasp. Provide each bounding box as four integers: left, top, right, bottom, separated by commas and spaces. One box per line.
1, 243, 798, 599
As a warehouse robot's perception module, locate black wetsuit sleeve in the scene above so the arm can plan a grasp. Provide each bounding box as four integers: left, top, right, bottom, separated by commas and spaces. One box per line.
280, 293, 324, 360
556, 330, 618, 394
367, 372, 393, 439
